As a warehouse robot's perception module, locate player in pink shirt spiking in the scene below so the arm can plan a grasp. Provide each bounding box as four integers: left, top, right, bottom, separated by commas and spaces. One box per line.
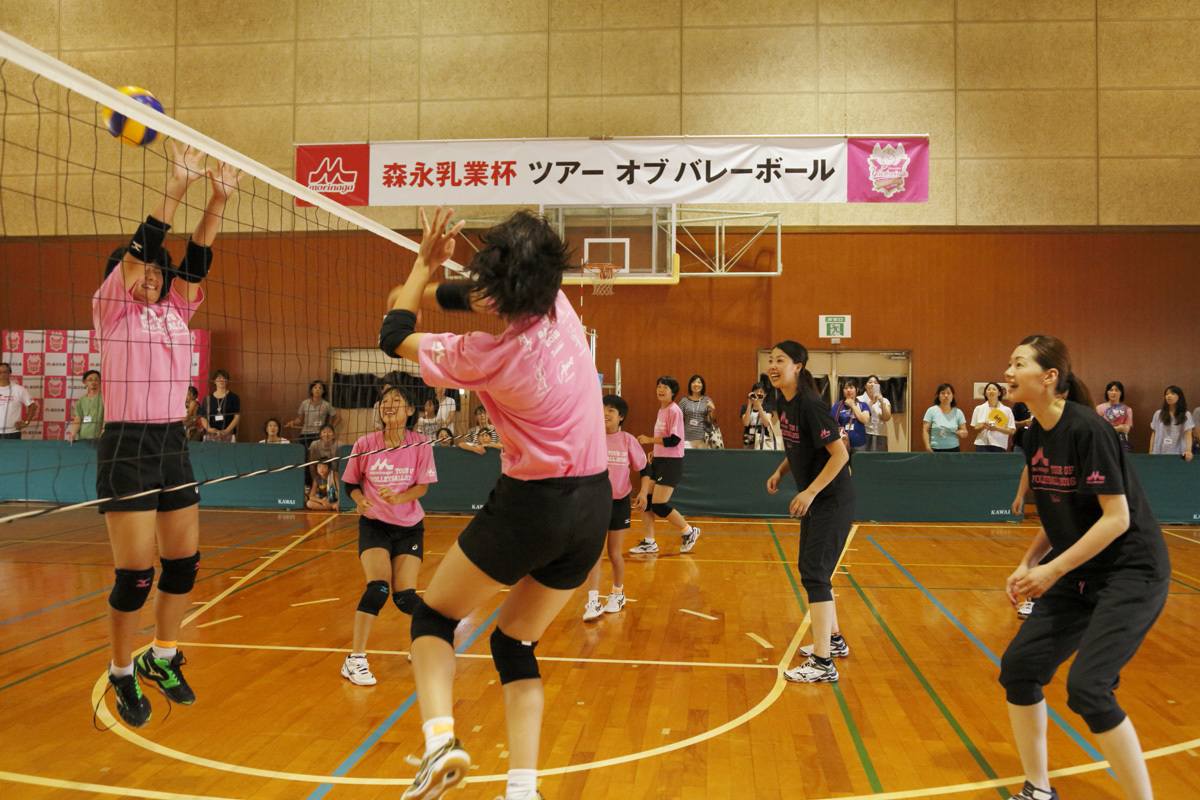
582, 395, 650, 622
629, 376, 702, 555
378, 207, 609, 800
339, 386, 437, 686
91, 142, 241, 730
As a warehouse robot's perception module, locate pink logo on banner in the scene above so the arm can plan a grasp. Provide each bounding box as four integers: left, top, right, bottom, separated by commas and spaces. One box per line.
70, 353, 89, 375
46, 376, 66, 398
4, 330, 22, 354
847, 138, 928, 203
24, 353, 44, 376
46, 330, 67, 353
44, 421, 64, 440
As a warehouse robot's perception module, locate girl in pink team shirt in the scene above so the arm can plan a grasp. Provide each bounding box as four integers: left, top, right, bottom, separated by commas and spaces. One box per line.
378, 207, 609, 800
91, 143, 240, 729
339, 387, 436, 686
582, 395, 650, 622
629, 376, 702, 555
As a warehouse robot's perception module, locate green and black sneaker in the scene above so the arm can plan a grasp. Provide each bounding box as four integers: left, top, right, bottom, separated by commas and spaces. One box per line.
135, 649, 196, 705
108, 671, 152, 727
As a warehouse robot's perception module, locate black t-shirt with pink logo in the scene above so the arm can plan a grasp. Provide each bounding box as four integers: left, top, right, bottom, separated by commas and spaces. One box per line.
777, 389, 855, 511
1025, 401, 1169, 582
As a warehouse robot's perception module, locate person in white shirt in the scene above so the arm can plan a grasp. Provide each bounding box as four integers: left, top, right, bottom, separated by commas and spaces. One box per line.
0, 362, 39, 439
858, 375, 892, 452
971, 382, 1016, 452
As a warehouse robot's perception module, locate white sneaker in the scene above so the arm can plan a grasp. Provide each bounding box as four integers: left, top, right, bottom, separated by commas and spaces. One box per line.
784, 656, 838, 683
799, 634, 849, 658
680, 527, 700, 553
341, 654, 377, 686
1017, 599, 1035, 620
583, 599, 604, 621
629, 539, 659, 554
603, 592, 626, 614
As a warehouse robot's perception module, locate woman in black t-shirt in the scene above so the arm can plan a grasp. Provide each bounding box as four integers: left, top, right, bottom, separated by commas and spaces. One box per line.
765, 341, 856, 685
999, 335, 1169, 800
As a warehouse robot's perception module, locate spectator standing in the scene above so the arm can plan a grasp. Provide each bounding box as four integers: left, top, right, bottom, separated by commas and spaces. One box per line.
971, 382, 1016, 453
0, 362, 39, 439
740, 382, 779, 450
1096, 381, 1134, 454
460, 406, 502, 455
183, 386, 202, 442
288, 380, 339, 451
858, 375, 892, 452
923, 383, 968, 452
678, 374, 716, 449
415, 398, 443, 438
199, 369, 240, 442
832, 379, 870, 453
68, 369, 104, 443
1149, 385, 1194, 459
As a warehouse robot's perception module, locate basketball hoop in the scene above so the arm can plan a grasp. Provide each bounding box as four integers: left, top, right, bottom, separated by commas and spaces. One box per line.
582, 263, 617, 296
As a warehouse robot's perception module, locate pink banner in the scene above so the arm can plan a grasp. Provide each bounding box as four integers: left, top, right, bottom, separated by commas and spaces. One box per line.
847, 138, 929, 203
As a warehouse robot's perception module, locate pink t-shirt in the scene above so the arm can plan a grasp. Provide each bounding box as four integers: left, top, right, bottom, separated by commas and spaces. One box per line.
606, 430, 647, 499
653, 403, 685, 458
341, 431, 437, 528
417, 290, 606, 481
92, 267, 201, 424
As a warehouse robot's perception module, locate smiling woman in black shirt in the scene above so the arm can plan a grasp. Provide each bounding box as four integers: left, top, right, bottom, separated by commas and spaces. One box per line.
998, 334, 1169, 800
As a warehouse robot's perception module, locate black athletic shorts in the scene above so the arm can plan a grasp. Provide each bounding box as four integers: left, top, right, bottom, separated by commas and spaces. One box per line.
358, 515, 424, 559
609, 493, 632, 531
647, 456, 683, 488
458, 471, 609, 590
97, 422, 199, 514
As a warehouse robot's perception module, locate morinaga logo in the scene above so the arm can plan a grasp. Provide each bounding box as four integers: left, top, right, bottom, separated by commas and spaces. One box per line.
307, 157, 358, 194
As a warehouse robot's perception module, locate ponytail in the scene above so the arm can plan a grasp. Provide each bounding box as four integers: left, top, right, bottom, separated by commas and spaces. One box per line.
1064, 372, 1092, 408
798, 366, 817, 394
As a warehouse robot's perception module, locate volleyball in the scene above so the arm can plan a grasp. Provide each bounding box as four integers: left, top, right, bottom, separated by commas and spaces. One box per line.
100, 86, 164, 147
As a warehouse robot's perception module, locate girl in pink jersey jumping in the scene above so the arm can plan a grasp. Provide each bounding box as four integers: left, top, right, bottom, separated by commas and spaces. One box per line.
339, 387, 437, 686
379, 207, 610, 800
629, 376, 701, 555
92, 142, 240, 728
583, 395, 649, 621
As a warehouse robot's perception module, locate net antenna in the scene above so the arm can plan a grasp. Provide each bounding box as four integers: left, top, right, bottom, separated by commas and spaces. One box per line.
582, 262, 617, 296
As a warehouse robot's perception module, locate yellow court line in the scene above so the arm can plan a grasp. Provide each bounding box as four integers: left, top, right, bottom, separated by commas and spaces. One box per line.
1165, 529, 1200, 543
290, 597, 340, 607
195, 615, 241, 629
746, 632, 773, 649
679, 609, 718, 620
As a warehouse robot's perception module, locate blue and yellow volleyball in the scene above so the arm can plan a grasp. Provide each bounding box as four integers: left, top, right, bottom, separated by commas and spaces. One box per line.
101, 86, 164, 147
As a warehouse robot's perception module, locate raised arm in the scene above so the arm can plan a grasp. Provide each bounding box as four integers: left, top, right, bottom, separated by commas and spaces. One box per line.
177, 159, 242, 303
381, 207, 465, 363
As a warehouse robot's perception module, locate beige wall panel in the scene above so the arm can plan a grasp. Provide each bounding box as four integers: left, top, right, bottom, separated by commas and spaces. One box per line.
550, 33, 603, 96
818, 25, 846, 92
419, 99, 547, 139
844, 91, 954, 155
370, 38, 420, 103
1100, 159, 1200, 224
957, 0, 1096, 21
369, 103, 419, 141
1, 0, 59, 51
683, 0, 815, 26
420, 34, 547, 100
1099, 21, 1200, 88
957, 158, 1096, 224
295, 104, 370, 143
819, 93, 847, 132
602, 29, 681, 95
958, 90, 1095, 158
819, 0, 952, 24
60, 47, 177, 109
1100, 90, 1200, 156
297, 0, 421, 39
958, 22, 1095, 89
419, 0, 548, 36
176, 43, 296, 108
817, 157, 955, 225
60, 107, 166, 176
59, 172, 162, 236
603, 0, 681, 28
4, 114, 58, 176
296, 42, 371, 105
59, 0, 175, 51
550, 0, 602, 30
1099, 1, 1200, 20
683, 27, 817, 94
1, 176, 59, 235
601, 95, 681, 136
370, 0, 422, 36
175, 0, 295, 45
174, 106, 295, 170
548, 97, 603, 136
681, 93, 818, 135
844, 24, 954, 91
358, 205, 418, 229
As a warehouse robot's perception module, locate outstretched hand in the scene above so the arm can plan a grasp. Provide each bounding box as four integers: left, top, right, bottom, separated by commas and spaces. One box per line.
207, 160, 244, 201
417, 206, 465, 271
167, 140, 206, 187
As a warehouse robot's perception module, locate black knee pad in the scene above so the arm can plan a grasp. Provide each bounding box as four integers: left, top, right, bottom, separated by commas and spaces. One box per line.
393, 588, 419, 615
357, 580, 390, 616
650, 502, 674, 518
410, 599, 459, 645
490, 627, 539, 685
110, 567, 155, 612
158, 552, 199, 595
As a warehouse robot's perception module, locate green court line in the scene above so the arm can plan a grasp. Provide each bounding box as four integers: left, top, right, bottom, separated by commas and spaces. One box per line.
1169, 576, 1200, 594
0, 614, 106, 657
842, 569, 1010, 799
768, 520, 881, 793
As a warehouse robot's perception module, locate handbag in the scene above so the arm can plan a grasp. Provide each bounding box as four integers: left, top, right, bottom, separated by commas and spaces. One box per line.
704, 421, 724, 450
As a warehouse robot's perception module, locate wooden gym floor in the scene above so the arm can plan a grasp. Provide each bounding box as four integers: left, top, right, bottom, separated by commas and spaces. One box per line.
0, 509, 1197, 799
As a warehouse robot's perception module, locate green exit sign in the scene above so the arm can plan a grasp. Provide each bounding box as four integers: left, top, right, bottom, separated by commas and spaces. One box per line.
818, 315, 851, 338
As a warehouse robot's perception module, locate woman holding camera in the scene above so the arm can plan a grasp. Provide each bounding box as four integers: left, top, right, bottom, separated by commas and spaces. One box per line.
740, 382, 779, 450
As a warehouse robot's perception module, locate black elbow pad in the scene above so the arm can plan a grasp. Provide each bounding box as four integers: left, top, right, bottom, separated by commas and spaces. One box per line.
379, 309, 417, 357
435, 281, 476, 311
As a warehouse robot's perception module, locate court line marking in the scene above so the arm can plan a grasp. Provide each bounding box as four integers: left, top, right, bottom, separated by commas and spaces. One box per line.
679, 609, 718, 620
195, 615, 241, 629
1164, 529, 1200, 543
290, 598, 340, 607
746, 632, 773, 649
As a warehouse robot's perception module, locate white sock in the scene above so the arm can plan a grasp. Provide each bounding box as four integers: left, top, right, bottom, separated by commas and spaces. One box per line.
349, 652, 366, 659
611, 585, 623, 594
422, 716, 455, 755
505, 768, 537, 799
587, 590, 599, 603
109, 661, 134, 678
151, 645, 177, 660
644, 536, 655, 543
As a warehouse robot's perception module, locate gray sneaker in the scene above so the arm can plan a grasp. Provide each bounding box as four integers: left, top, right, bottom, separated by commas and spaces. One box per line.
629, 539, 659, 554
680, 527, 700, 553
784, 656, 839, 683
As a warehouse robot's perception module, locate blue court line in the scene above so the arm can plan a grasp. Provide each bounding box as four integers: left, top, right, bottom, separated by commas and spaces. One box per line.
304, 605, 504, 800
0, 519, 319, 626
866, 536, 1106, 764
